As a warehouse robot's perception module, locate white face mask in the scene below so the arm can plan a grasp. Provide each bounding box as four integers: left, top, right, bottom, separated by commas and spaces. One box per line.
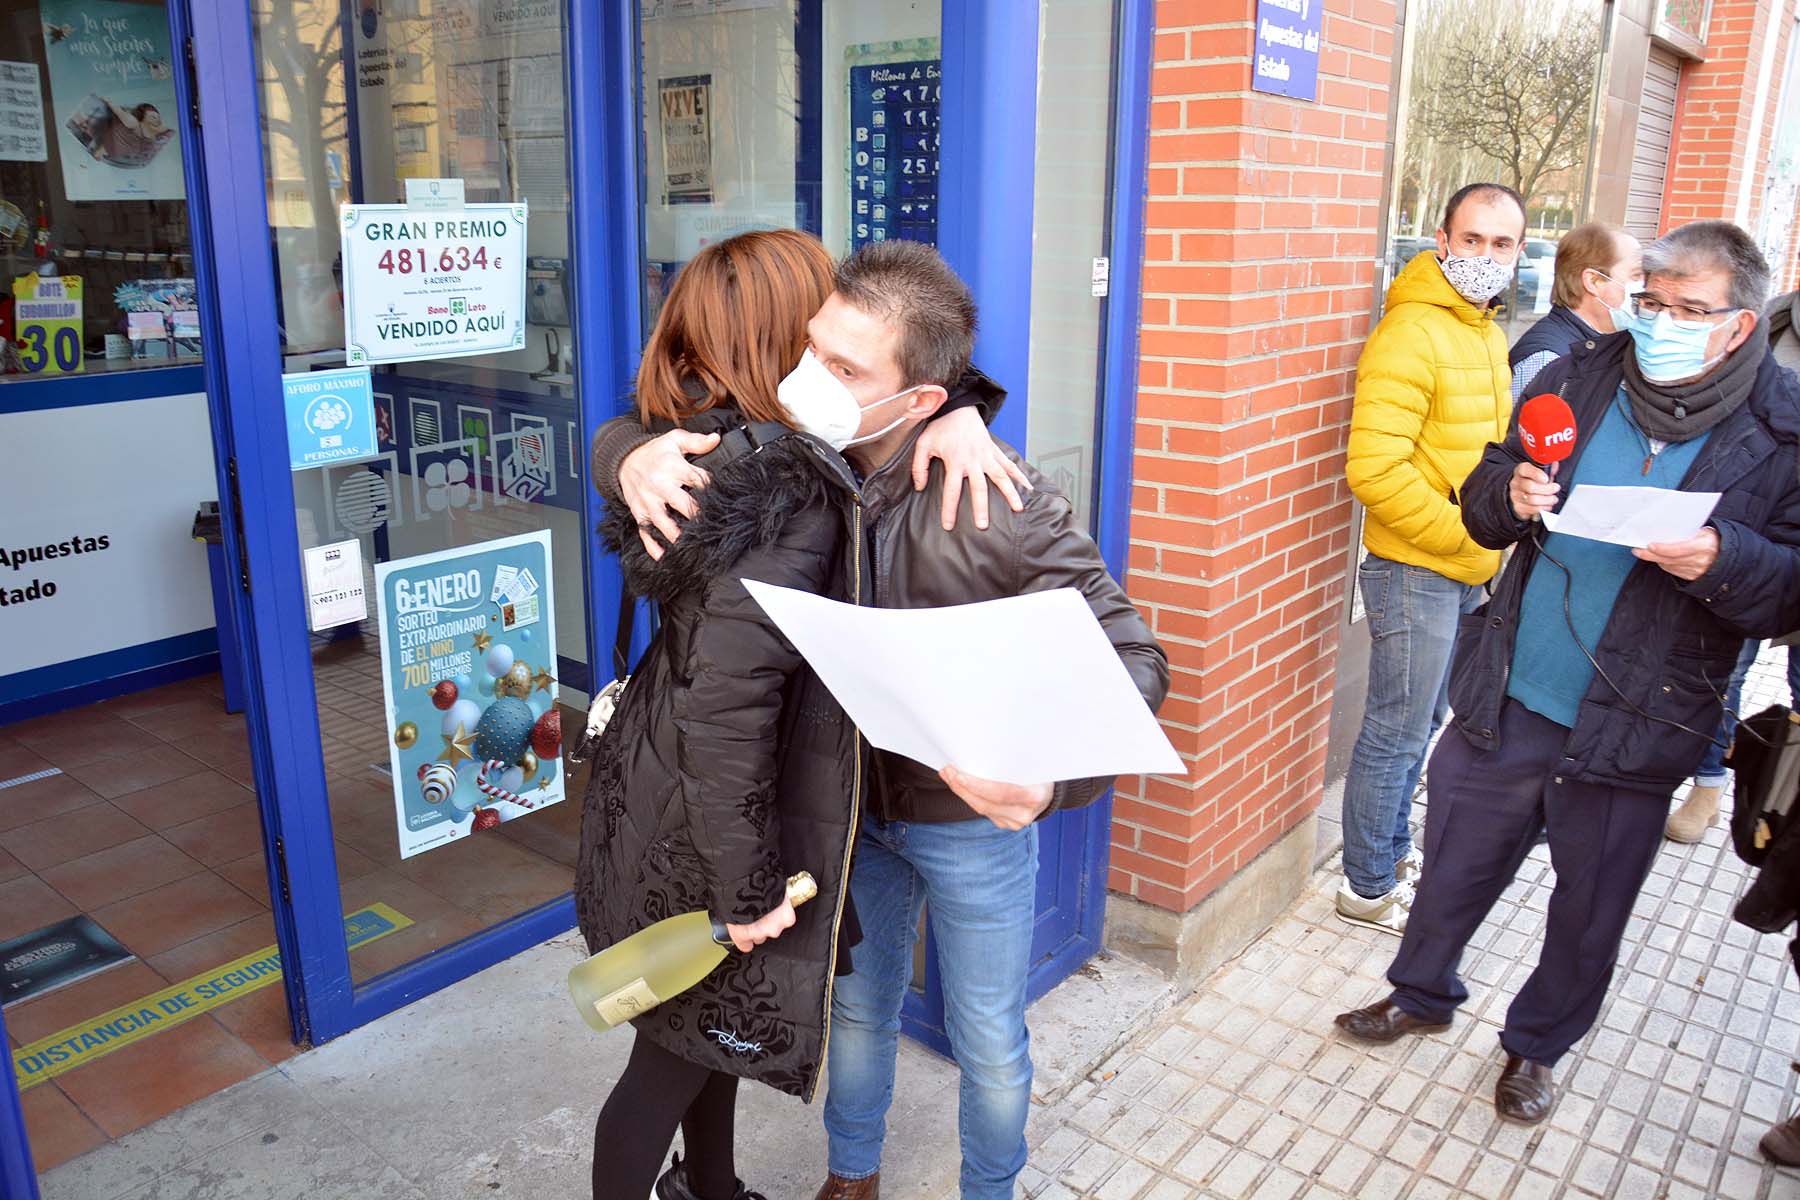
1436, 251, 1515, 305
777, 348, 917, 451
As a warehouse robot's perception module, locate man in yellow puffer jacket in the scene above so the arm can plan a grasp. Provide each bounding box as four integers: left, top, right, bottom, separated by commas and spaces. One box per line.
1335, 183, 1523, 936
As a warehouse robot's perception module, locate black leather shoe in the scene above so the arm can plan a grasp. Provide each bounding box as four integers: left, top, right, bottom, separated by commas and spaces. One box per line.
1333, 998, 1451, 1043
1760, 1109, 1800, 1165
655, 1153, 769, 1200
1495, 1055, 1554, 1123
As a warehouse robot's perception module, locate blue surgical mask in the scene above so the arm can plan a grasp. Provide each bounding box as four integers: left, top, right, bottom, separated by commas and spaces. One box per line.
1609, 305, 1735, 384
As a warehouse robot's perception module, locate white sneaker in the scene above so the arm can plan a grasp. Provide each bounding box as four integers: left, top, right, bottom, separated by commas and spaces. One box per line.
1396, 844, 1424, 884
1335, 879, 1415, 936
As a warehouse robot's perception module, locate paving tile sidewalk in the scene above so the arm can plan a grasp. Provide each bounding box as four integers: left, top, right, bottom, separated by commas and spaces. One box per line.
35, 651, 1800, 1198
1023, 646, 1800, 1199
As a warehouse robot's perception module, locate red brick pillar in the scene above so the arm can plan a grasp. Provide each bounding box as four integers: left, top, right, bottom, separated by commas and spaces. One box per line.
1108, 0, 1396, 942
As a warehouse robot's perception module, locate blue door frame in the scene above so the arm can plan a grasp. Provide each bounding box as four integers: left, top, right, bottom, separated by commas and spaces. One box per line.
0, 1001, 36, 1200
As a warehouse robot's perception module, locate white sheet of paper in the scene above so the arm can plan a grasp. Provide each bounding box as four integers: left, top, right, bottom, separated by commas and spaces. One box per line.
1540, 484, 1722, 549
302, 539, 367, 632
742, 581, 1184, 784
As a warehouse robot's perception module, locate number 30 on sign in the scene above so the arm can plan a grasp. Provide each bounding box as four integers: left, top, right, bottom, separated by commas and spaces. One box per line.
13, 274, 83, 374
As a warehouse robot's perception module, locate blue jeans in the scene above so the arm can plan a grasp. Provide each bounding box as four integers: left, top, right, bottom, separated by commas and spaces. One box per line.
1694, 640, 1763, 786
824, 818, 1037, 1199
1341, 555, 1482, 898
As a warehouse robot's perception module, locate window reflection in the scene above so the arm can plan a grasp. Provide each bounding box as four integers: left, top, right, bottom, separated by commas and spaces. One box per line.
0, 0, 201, 380
1385, 0, 1605, 340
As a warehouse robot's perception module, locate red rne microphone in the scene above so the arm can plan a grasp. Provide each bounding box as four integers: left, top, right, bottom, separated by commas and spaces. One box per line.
1517, 394, 1578, 476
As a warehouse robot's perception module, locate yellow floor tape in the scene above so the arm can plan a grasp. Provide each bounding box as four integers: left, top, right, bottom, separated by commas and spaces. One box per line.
10, 902, 412, 1090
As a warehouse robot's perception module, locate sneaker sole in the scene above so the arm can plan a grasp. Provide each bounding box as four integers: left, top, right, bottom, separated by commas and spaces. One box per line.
1334, 908, 1408, 937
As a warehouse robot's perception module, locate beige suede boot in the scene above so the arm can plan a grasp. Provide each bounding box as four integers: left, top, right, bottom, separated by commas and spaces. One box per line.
1665, 784, 1722, 843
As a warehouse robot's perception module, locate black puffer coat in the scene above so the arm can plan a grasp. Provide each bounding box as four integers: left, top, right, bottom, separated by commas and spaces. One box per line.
575, 404, 864, 1101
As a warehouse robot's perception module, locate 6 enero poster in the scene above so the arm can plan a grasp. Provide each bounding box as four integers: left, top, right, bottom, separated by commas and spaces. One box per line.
373, 530, 563, 859
41, 0, 185, 201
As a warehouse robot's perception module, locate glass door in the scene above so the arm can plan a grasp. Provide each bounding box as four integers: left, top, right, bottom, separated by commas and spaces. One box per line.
179, 0, 623, 1041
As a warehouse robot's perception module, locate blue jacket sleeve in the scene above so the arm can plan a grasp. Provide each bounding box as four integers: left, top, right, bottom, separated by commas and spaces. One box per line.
1678, 463, 1800, 638
1461, 356, 1581, 551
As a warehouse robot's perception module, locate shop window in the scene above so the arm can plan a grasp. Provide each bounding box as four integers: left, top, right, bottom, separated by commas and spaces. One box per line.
1756, 18, 1800, 293
0, 0, 200, 381
636, 0, 943, 333
1023, 0, 1116, 530
254, 0, 590, 981
1384, 0, 1607, 342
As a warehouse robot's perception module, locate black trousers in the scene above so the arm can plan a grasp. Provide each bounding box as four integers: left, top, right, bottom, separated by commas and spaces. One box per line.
1387, 698, 1670, 1066
592, 1033, 740, 1200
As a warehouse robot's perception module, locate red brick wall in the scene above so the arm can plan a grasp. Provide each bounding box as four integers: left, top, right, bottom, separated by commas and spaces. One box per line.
1666, 0, 1782, 228
1110, 0, 1397, 912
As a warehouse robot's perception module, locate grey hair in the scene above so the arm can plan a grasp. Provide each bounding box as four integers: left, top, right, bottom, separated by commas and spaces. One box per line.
834, 240, 977, 387
1642, 220, 1772, 312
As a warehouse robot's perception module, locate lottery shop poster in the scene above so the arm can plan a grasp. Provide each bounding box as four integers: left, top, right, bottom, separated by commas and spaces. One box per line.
340, 201, 528, 366
846, 39, 940, 254
374, 529, 563, 859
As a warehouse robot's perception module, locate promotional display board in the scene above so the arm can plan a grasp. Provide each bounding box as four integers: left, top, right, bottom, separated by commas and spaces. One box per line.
847, 45, 939, 252
373, 530, 563, 859
340, 202, 528, 365
40, 0, 185, 201
658, 74, 713, 203
302, 539, 367, 632
283, 366, 377, 470
0, 62, 47, 162
0, 392, 217, 701
12, 274, 82, 374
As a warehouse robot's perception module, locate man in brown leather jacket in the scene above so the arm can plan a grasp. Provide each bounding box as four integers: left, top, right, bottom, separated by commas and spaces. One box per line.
591, 240, 1168, 1200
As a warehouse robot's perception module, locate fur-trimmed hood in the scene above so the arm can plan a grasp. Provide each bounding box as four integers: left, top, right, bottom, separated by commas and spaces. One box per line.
596, 407, 858, 604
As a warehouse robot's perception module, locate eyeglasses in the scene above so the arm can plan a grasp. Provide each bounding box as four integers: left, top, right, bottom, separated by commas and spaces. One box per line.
1629, 292, 1742, 328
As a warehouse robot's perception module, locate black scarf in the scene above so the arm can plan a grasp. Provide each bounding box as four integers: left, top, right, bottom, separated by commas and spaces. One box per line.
1621, 320, 1768, 443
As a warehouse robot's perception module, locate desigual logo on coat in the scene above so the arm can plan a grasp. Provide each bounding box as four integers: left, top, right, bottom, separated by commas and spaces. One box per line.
708, 1028, 765, 1055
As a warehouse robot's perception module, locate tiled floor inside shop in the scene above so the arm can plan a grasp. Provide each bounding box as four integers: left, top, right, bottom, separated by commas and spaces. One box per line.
3, 648, 585, 1172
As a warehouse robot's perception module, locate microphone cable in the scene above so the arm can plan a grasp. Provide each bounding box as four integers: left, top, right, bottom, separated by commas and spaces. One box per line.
1524, 522, 1773, 752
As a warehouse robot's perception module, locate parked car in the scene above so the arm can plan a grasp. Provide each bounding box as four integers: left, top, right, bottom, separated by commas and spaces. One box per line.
1388, 235, 1436, 274
1520, 238, 1558, 314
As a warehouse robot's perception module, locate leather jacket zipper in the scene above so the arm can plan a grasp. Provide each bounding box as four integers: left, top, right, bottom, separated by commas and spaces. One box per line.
810, 498, 863, 1104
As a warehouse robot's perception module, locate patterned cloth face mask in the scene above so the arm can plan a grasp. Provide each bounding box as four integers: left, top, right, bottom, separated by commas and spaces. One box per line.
1436, 252, 1515, 305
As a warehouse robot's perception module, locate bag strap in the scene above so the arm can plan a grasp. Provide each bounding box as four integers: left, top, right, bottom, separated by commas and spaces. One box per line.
611, 592, 636, 681
690, 418, 793, 476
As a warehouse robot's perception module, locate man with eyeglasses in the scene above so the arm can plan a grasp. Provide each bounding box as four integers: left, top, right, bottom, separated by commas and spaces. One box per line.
1334, 220, 1800, 1126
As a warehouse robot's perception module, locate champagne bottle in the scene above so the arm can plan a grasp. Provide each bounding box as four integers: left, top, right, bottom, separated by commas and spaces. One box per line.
569, 871, 818, 1032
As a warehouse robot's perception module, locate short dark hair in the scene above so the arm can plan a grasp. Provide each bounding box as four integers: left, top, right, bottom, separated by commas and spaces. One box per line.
1643, 220, 1772, 313
833, 240, 977, 387
1441, 183, 1527, 236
